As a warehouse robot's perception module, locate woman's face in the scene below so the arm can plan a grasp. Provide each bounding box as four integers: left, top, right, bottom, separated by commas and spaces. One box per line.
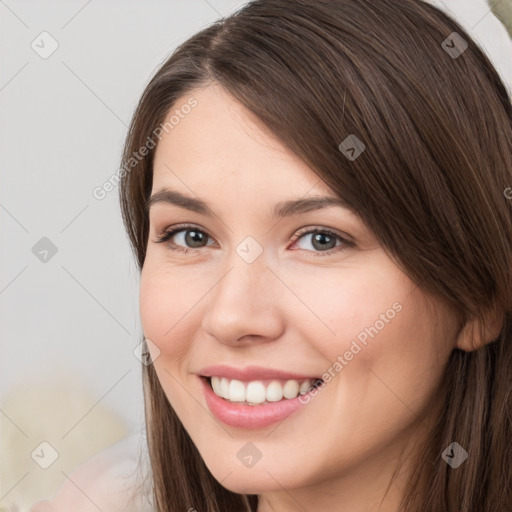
139, 83, 459, 500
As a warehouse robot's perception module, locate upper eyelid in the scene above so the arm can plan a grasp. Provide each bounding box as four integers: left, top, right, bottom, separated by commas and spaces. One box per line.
157, 223, 346, 237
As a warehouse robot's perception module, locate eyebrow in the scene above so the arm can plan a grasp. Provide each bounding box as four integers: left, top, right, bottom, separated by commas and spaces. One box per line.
146, 188, 351, 219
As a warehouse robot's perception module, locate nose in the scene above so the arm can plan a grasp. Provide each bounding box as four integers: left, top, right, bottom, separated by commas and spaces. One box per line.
200, 250, 285, 347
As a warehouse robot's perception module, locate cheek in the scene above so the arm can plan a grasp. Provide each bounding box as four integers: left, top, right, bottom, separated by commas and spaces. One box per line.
332, 285, 453, 432
139, 266, 201, 417
293, 261, 451, 415
282, 257, 413, 361
139, 273, 168, 345
139, 264, 192, 358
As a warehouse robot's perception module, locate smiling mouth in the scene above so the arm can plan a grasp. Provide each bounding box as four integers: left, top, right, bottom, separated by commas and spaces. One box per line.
205, 376, 324, 405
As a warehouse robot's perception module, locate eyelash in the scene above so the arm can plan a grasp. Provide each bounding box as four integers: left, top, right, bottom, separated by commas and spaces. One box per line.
154, 223, 354, 257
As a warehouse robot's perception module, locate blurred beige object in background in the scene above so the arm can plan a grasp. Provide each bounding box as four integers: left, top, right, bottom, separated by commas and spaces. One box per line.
0, 372, 130, 511
490, 0, 512, 38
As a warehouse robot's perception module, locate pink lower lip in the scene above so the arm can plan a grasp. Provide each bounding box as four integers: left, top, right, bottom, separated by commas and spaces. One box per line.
200, 376, 312, 429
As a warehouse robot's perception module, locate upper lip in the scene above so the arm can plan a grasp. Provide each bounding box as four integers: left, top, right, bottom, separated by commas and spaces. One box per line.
198, 364, 321, 381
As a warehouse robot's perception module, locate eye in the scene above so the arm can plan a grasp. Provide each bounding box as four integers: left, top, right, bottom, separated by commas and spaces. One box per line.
154, 224, 214, 253
154, 224, 354, 256
289, 227, 353, 256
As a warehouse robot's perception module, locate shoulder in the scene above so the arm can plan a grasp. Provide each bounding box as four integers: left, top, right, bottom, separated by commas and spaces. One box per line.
30, 434, 153, 512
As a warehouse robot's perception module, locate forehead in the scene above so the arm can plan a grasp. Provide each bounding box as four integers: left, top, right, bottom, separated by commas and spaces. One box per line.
151, 83, 333, 197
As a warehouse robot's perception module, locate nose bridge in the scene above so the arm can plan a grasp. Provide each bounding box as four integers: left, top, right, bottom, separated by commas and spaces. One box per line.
213, 244, 270, 313
200, 241, 284, 344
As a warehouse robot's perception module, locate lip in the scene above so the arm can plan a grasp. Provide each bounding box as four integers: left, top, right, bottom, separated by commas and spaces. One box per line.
198, 364, 321, 382
200, 376, 318, 429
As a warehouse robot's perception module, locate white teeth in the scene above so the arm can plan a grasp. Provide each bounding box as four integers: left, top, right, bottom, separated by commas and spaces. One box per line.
299, 380, 312, 395
283, 379, 300, 399
246, 381, 267, 404
211, 376, 222, 396
220, 377, 230, 399
209, 376, 320, 404
266, 380, 283, 402
228, 379, 246, 402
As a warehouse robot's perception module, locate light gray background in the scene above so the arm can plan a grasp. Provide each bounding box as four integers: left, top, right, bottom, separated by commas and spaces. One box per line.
1, 0, 511, 507
0, 0, 248, 437
0, 1, 248, 506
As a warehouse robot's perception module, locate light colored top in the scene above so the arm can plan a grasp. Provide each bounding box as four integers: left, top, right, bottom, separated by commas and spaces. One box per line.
29, 433, 155, 512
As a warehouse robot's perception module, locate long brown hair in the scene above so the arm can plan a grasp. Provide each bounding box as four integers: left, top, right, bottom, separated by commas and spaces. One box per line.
119, 1, 512, 510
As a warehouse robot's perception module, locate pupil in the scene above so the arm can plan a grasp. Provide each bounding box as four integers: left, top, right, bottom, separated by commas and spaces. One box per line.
186, 230, 206, 248
313, 232, 335, 251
